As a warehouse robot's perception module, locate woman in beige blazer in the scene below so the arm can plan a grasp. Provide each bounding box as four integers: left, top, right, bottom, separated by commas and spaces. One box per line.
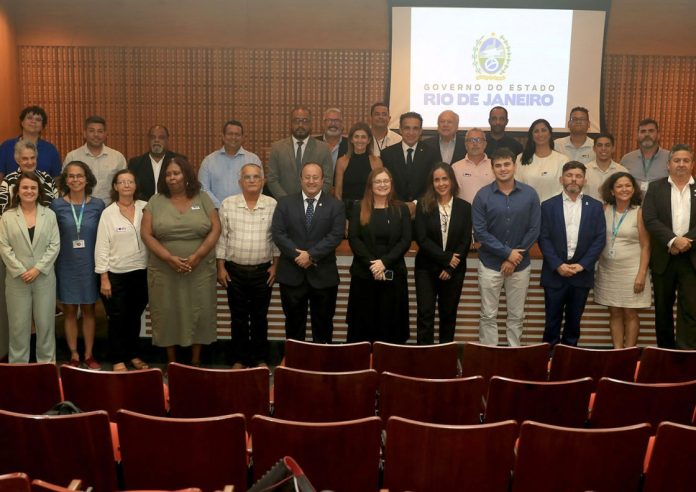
0, 172, 60, 363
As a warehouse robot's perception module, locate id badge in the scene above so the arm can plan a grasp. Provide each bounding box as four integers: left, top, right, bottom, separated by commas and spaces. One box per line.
72, 239, 86, 249
640, 181, 649, 192
607, 249, 615, 259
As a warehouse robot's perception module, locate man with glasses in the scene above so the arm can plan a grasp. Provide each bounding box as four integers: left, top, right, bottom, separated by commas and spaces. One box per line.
267, 107, 333, 199
63, 115, 126, 205
129, 125, 184, 201
216, 163, 278, 368
199, 119, 261, 208
452, 128, 494, 204
554, 107, 595, 164
0, 105, 62, 181
315, 108, 348, 169
472, 148, 541, 346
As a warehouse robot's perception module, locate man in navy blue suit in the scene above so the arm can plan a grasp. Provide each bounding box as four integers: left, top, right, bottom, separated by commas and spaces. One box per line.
538, 161, 606, 347
271, 162, 345, 343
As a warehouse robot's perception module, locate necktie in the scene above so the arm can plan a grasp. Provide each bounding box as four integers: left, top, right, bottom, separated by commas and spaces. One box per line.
296, 140, 304, 170
305, 198, 315, 228
406, 147, 414, 167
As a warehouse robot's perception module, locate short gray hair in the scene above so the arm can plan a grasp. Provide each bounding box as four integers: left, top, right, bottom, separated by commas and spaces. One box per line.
14, 140, 37, 157
239, 163, 264, 178
323, 107, 343, 119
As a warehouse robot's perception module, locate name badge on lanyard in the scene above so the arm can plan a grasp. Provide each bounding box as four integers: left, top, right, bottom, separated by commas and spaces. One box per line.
71, 199, 86, 248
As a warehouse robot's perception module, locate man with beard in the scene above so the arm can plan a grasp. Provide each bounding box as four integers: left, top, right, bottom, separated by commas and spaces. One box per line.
267, 107, 333, 199
128, 125, 183, 201
538, 161, 606, 348
198, 120, 261, 208
485, 106, 523, 159
621, 118, 670, 193
315, 108, 347, 170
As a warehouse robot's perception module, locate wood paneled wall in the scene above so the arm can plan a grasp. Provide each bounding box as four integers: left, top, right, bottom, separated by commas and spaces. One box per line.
18, 46, 696, 166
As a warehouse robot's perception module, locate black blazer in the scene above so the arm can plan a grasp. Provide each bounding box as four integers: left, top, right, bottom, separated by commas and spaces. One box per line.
414, 197, 472, 275
271, 192, 345, 288
642, 178, 696, 274
423, 135, 467, 164
128, 150, 181, 201
381, 142, 439, 202
348, 203, 411, 279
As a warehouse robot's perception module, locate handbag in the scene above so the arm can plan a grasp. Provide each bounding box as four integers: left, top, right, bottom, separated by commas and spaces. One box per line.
248, 456, 316, 492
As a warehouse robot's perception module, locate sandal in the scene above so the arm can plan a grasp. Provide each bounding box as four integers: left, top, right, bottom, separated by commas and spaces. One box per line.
112, 362, 128, 372
130, 358, 150, 370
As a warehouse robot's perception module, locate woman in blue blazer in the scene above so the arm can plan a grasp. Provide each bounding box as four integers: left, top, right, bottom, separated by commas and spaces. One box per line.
0, 172, 60, 362
414, 163, 472, 344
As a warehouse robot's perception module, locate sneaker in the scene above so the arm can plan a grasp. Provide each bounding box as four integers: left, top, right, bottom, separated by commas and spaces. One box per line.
84, 357, 101, 371
65, 358, 80, 368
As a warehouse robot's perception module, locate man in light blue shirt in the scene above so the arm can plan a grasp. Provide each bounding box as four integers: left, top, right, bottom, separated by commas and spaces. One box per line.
472, 147, 541, 346
199, 119, 262, 208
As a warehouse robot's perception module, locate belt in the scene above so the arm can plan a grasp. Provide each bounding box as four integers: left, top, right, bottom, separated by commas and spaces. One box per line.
226, 261, 271, 272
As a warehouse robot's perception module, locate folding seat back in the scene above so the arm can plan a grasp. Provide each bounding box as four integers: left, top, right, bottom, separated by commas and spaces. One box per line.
461, 342, 549, 382
643, 421, 696, 492
549, 345, 640, 390
383, 417, 518, 492
379, 372, 484, 425
0, 363, 62, 414
284, 339, 371, 372
636, 346, 696, 383
512, 421, 651, 492
485, 376, 592, 427
168, 363, 270, 419
0, 409, 117, 492
372, 341, 459, 378
273, 367, 378, 422
117, 409, 247, 492
250, 415, 382, 492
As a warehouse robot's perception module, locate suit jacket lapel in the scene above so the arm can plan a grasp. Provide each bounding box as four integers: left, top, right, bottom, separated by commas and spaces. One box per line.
32, 206, 47, 250
14, 208, 33, 249
690, 183, 696, 229
556, 196, 569, 259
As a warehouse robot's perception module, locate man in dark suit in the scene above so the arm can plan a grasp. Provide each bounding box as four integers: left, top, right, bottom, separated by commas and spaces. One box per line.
128, 125, 181, 201
271, 162, 345, 343
381, 111, 439, 218
423, 110, 466, 164
642, 143, 696, 348
267, 107, 334, 199
538, 161, 606, 347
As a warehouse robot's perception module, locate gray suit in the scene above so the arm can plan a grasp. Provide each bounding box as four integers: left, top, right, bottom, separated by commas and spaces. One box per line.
0, 205, 60, 362
267, 137, 334, 199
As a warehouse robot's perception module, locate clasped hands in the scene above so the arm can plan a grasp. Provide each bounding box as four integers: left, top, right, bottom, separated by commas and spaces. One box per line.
295, 249, 313, 269
168, 254, 200, 274
500, 249, 525, 276
556, 263, 584, 277
670, 236, 693, 255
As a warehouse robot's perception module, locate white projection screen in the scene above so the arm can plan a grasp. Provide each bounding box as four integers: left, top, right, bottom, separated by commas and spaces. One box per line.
389, 1, 610, 132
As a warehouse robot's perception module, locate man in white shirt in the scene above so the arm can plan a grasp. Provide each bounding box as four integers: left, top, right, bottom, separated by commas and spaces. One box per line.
538, 161, 606, 347
63, 115, 127, 205
217, 163, 279, 368
369, 102, 402, 156
554, 107, 595, 164
642, 143, 696, 348
128, 125, 183, 201
583, 133, 628, 200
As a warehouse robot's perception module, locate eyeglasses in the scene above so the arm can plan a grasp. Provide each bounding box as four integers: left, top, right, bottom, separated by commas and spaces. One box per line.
465, 137, 485, 143
323, 118, 341, 124
241, 175, 262, 181
116, 180, 135, 185
373, 179, 391, 185
67, 174, 85, 180
293, 118, 311, 124
569, 117, 588, 123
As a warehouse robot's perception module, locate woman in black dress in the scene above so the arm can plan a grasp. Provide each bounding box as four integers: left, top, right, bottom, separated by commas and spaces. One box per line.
414, 162, 472, 344
346, 167, 411, 343
334, 122, 382, 222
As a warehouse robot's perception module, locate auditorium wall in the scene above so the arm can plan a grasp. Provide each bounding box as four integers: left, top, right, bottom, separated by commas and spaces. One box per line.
3, 0, 696, 166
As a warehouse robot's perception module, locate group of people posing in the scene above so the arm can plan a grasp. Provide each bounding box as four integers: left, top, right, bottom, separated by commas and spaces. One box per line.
0, 102, 694, 370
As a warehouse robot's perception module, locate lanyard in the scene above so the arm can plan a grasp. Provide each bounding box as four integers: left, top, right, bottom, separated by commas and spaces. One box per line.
641, 151, 657, 178
610, 205, 630, 247
70, 199, 86, 239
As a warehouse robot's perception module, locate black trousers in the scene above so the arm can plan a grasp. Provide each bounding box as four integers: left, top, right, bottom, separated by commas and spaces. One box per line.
225, 261, 272, 365
414, 267, 465, 344
280, 282, 337, 343
101, 269, 148, 364
652, 254, 696, 349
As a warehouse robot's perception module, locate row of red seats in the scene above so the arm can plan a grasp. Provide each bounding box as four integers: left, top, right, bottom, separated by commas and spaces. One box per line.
1, 362, 695, 430
1, 409, 693, 492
